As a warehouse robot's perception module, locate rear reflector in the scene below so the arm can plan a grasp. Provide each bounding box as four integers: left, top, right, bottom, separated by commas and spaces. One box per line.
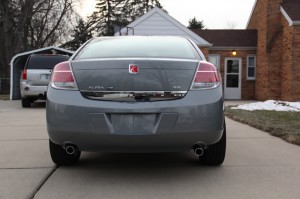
191, 61, 220, 90
50, 61, 78, 90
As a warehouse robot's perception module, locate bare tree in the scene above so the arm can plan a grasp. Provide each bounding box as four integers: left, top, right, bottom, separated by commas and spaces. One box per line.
0, 0, 77, 90
226, 21, 237, 29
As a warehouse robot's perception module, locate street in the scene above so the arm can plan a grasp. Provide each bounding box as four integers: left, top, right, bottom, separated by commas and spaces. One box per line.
0, 100, 299, 199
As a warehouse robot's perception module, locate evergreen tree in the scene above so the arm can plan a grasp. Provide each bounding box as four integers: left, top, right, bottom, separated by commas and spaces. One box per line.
90, 0, 115, 36
61, 18, 93, 50
118, 0, 164, 25
188, 17, 205, 29
90, 0, 164, 36
61, 0, 165, 49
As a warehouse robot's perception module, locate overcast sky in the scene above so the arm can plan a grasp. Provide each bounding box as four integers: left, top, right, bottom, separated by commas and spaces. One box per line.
160, 0, 257, 29
79, 0, 257, 29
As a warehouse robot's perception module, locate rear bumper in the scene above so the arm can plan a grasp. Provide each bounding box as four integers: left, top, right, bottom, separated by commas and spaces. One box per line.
46, 86, 224, 152
20, 81, 48, 98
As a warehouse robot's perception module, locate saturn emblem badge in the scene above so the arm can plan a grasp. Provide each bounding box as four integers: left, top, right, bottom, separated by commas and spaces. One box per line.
129, 64, 139, 74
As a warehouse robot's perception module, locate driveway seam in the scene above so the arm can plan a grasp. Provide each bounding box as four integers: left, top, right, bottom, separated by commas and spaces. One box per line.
227, 137, 275, 139
28, 166, 57, 199
0, 167, 53, 170
0, 139, 48, 142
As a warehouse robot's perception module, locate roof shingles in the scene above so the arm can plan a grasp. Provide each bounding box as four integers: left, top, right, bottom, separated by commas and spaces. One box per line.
282, 0, 300, 22
192, 29, 257, 47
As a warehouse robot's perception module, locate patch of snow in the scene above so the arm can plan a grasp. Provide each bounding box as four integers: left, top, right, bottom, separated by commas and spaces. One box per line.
231, 100, 300, 112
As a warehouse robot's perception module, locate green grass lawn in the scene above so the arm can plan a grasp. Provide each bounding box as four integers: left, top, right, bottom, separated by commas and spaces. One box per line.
225, 107, 300, 145
0, 95, 9, 100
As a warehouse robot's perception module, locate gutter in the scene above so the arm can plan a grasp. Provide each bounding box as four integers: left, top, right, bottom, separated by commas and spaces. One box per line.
280, 7, 300, 26
209, 46, 257, 51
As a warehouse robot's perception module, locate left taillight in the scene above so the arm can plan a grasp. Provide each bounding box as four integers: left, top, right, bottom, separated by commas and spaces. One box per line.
50, 61, 78, 90
22, 68, 27, 80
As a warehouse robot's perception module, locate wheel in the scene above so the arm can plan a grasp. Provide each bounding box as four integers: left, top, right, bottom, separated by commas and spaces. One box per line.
49, 140, 81, 166
21, 98, 31, 108
199, 121, 226, 166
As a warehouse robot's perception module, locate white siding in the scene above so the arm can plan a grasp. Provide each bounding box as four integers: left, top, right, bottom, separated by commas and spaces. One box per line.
128, 13, 186, 36
116, 7, 211, 46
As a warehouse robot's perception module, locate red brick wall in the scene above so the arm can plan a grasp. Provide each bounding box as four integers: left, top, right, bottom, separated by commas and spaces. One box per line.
207, 50, 256, 100
281, 16, 294, 100
281, 18, 300, 101
248, 0, 300, 101
247, 0, 284, 100
199, 47, 209, 59
247, 1, 260, 29
248, 0, 269, 100
266, 0, 283, 100
290, 26, 300, 100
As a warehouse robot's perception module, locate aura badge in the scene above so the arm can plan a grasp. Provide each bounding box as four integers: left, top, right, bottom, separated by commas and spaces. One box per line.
129, 64, 139, 74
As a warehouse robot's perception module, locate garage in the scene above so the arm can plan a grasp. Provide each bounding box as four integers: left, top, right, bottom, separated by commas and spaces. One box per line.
10, 46, 73, 100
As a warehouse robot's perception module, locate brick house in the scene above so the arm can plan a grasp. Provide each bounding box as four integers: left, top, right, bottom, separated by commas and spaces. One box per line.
195, 0, 300, 101
117, 1, 300, 100
247, 0, 300, 101
193, 30, 257, 100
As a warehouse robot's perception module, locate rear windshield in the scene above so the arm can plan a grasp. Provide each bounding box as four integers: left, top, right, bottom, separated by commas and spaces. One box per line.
26, 55, 69, 69
75, 37, 201, 60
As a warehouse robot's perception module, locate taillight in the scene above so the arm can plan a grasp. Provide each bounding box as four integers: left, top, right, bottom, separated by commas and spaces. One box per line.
50, 61, 78, 90
191, 61, 220, 90
22, 69, 27, 80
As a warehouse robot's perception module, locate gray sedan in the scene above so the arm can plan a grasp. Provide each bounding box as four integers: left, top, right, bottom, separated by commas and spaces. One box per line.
46, 36, 226, 166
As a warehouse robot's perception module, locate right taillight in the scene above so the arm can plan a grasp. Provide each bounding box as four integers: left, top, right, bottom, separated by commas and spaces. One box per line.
191, 61, 221, 90
50, 61, 78, 90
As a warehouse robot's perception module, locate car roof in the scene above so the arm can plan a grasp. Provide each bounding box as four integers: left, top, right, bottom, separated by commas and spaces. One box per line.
29, 54, 69, 57
91, 36, 189, 42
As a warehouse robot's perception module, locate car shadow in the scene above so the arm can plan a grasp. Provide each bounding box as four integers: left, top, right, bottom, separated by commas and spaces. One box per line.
30, 101, 46, 108
57, 152, 224, 186
73, 151, 221, 170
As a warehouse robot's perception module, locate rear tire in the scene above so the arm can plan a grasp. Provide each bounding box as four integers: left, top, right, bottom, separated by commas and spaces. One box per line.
199, 121, 226, 166
21, 98, 31, 108
49, 140, 81, 166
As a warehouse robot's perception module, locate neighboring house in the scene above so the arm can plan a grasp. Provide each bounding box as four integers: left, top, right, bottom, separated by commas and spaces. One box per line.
116, 1, 300, 101
193, 29, 257, 100
115, 7, 212, 48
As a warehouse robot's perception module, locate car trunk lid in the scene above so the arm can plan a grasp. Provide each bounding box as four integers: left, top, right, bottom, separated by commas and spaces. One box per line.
71, 59, 198, 101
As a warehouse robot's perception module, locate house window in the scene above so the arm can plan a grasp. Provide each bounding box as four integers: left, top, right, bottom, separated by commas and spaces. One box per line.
208, 54, 220, 69
247, 55, 256, 80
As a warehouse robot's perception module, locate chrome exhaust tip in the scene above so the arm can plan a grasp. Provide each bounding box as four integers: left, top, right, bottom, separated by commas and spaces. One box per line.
194, 147, 204, 156
65, 145, 76, 155
193, 144, 205, 157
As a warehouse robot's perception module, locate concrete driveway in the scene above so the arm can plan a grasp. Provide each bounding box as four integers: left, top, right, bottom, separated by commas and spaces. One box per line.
0, 100, 299, 199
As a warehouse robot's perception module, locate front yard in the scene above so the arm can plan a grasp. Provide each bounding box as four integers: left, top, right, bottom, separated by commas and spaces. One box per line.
0, 95, 9, 100
225, 107, 300, 145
